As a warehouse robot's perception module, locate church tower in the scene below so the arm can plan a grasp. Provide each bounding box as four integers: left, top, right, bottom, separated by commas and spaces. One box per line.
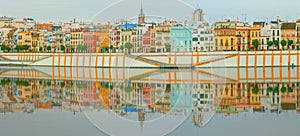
138, 3, 145, 24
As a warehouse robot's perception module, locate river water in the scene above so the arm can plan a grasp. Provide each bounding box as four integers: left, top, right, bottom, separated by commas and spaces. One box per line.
0, 66, 299, 136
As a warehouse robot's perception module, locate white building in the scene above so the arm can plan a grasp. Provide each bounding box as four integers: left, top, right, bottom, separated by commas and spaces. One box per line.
190, 9, 214, 52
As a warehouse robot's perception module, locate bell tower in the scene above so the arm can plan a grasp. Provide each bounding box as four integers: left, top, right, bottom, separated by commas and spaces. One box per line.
138, 2, 145, 24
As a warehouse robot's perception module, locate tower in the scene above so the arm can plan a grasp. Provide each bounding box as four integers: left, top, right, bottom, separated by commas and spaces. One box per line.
192, 8, 206, 22
138, 3, 145, 24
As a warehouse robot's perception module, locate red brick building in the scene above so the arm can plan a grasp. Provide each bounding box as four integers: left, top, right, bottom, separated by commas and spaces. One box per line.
34, 23, 53, 31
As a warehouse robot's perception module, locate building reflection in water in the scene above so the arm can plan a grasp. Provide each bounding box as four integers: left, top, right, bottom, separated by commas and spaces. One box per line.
1, 75, 300, 127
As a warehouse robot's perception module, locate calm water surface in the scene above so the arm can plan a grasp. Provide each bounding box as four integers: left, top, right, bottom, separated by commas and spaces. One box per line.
0, 66, 300, 136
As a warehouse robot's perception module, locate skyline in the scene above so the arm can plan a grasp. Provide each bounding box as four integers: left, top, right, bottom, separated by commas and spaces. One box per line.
0, 0, 300, 23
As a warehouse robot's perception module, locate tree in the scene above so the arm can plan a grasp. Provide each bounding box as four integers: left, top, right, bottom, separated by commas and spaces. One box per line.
71, 47, 75, 53
60, 82, 65, 88
252, 39, 259, 50
124, 42, 133, 54
82, 45, 87, 52
77, 44, 87, 52
119, 45, 124, 53
288, 87, 293, 93
288, 40, 294, 49
109, 45, 114, 53
273, 87, 279, 93
101, 46, 109, 53
23, 45, 29, 51
252, 86, 259, 94
60, 45, 65, 52
39, 47, 43, 52
281, 40, 287, 50
76, 44, 82, 52
267, 87, 273, 92
280, 86, 287, 93
125, 86, 133, 93
46, 46, 52, 52
273, 40, 279, 50
267, 41, 273, 50
1, 45, 12, 52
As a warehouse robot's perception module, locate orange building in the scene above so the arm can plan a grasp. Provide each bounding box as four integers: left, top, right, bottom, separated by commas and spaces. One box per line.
214, 21, 238, 51
214, 83, 238, 114
280, 84, 297, 111
249, 85, 262, 111
281, 22, 297, 49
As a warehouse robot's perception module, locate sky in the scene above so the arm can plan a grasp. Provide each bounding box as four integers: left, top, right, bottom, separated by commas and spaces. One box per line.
0, 0, 300, 23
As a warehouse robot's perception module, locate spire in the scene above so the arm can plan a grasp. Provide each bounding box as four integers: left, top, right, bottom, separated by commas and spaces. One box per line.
138, 0, 145, 24
139, 1, 144, 16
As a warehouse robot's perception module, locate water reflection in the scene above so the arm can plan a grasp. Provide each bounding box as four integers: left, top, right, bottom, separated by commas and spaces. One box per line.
1, 67, 300, 135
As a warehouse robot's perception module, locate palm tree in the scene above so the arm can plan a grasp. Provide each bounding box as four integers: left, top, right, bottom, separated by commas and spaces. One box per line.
281, 40, 287, 50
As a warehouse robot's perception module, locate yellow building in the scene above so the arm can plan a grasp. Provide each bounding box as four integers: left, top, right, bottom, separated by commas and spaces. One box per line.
131, 31, 137, 53
214, 21, 238, 51
70, 28, 83, 51
249, 23, 261, 50
249, 85, 262, 111
31, 31, 40, 52
120, 31, 133, 46
96, 82, 110, 109
214, 83, 238, 114
17, 31, 32, 49
150, 28, 156, 52
96, 28, 110, 53
155, 25, 171, 52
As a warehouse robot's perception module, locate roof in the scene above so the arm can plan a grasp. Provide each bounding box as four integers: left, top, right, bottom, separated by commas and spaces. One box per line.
253, 22, 265, 26
281, 23, 296, 30
0, 25, 16, 29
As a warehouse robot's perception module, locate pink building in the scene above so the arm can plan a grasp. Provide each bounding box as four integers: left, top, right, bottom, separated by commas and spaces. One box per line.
82, 82, 97, 104
83, 32, 97, 53
142, 28, 151, 52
